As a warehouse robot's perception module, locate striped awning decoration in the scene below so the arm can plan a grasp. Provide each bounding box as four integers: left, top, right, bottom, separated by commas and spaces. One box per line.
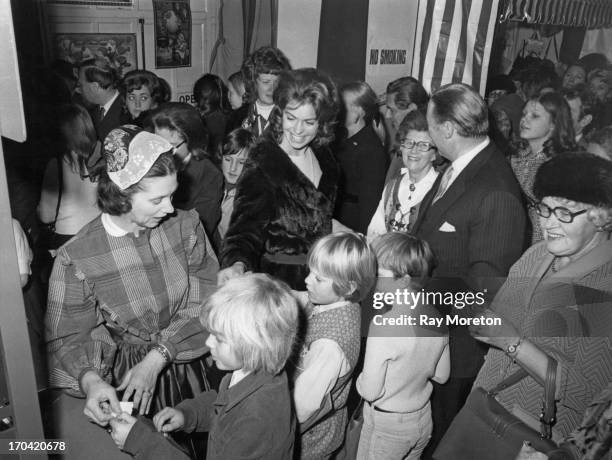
413, 0, 501, 96
500, 0, 612, 28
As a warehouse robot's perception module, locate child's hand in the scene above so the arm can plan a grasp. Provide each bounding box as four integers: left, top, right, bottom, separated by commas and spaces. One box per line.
109, 412, 137, 450
153, 407, 185, 433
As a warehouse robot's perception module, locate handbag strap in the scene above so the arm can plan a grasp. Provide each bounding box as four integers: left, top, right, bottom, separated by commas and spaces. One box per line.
489, 357, 558, 439
50, 156, 64, 232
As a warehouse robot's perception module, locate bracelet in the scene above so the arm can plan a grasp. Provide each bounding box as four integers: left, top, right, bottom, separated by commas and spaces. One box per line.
505, 337, 523, 357
152, 344, 172, 364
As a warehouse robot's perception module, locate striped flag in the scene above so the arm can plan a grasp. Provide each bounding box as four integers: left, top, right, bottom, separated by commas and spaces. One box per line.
412, 0, 500, 95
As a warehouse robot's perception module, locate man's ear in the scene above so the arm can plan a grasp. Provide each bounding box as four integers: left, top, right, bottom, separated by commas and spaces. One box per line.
442, 121, 455, 139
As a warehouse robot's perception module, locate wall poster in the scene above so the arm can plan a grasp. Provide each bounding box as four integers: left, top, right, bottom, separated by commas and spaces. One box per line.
153, 0, 192, 69
54, 33, 137, 78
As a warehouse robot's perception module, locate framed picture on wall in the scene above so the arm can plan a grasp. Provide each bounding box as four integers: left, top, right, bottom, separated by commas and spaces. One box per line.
54, 33, 137, 78
153, 0, 192, 69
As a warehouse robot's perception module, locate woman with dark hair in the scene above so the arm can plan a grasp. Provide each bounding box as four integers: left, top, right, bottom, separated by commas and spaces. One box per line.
333, 81, 388, 233
37, 104, 101, 262
511, 91, 576, 243
218, 68, 339, 290
120, 70, 165, 126
146, 102, 224, 244
226, 46, 292, 136
367, 109, 439, 240
193, 73, 230, 152
45, 126, 218, 458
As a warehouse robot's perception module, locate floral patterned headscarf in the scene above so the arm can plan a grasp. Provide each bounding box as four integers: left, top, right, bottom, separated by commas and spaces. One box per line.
104, 125, 173, 189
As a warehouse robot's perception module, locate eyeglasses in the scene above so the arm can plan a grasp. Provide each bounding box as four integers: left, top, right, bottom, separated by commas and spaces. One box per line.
399, 138, 437, 152
532, 202, 588, 223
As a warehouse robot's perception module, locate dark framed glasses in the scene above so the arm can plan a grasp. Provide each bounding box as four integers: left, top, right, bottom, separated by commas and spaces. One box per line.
532, 202, 588, 223
399, 138, 437, 152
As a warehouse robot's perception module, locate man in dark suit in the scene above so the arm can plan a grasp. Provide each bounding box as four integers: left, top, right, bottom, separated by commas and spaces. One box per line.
413, 83, 526, 458
76, 58, 123, 143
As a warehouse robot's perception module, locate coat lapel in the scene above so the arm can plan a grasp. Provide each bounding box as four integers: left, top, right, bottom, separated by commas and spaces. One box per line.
413, 143, 493, 234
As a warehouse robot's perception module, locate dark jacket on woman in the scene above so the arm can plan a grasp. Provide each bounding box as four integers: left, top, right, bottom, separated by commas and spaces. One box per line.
123, 370, 295, 460
173, 157, 224, 250
220, 138, 339, 289
333, 124, 388, 233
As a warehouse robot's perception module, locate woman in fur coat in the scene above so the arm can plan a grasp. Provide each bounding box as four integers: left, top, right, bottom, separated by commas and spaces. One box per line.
218, 68, 340, 290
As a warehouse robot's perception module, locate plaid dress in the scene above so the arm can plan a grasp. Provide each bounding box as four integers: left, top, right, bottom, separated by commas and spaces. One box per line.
46, 209, 218, 410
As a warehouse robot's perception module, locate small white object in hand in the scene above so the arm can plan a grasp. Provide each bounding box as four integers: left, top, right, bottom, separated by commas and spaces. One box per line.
119, 401, 134, 415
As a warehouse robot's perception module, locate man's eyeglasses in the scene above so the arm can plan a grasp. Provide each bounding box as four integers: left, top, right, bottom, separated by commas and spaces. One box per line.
532, 202, 588, 223
399, 138, 437, 152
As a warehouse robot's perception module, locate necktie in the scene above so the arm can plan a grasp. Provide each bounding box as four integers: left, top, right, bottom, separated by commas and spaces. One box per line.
432, 166, 454, 204
257, 114, 267, 135
99, 106, 105, 120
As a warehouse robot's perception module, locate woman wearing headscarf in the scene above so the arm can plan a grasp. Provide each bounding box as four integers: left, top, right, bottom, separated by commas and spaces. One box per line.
46, 126, 218, 459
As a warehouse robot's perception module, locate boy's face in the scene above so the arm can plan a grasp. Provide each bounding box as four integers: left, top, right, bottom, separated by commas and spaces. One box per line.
205, 333, 242, 371
222, 149, 247, 185
305, 268, 343, 305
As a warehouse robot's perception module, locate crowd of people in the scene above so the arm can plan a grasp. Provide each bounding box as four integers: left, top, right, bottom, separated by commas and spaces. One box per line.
5, 44, 612, 460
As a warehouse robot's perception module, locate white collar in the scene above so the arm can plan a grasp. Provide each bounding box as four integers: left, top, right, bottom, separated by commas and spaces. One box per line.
400, 166, 438, 185
255, 100, 274, 119
309, 299, 351, 318
101, 90, 120, 115
101, 213, 129, 237
448, 137, 489, 185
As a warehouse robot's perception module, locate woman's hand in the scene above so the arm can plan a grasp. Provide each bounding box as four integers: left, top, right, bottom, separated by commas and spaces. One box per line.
469, 308, 520, 351
109, 412, 137, 450
217, 261, 246, 286
81, 371, 122, 426
117, 351, 166, 415
153, 407, 185, 433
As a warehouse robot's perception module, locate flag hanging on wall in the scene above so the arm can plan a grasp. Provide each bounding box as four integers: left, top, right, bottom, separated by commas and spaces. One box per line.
412, 0, 500, 95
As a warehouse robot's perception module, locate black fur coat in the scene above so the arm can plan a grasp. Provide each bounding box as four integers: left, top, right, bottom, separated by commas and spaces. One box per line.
220, 138, 339, 289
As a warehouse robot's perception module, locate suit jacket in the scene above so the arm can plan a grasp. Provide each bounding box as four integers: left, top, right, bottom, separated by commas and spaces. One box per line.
413, 140, 526, 377
92, 93, 124, 142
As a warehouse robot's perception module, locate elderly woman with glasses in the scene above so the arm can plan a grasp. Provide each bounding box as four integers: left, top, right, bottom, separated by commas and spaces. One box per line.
367, 109, 439, 240
464, 153, 612, 444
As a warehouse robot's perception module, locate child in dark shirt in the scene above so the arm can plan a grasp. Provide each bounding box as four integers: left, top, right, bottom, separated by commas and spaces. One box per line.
109, 273, 299, 459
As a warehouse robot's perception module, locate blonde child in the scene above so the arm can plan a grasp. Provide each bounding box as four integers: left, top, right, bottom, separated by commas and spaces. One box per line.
109, 274, 299, 460
292, 231, 377, 460
356, 232, 450, 460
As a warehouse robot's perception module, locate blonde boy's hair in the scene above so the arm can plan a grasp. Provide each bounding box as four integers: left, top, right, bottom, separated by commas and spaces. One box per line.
371, 232, 434, 288
307, 231, 377, 302
202, 273, 298, 375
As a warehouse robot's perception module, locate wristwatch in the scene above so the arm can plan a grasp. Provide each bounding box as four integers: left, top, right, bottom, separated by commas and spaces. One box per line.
506, 337, 522, 356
